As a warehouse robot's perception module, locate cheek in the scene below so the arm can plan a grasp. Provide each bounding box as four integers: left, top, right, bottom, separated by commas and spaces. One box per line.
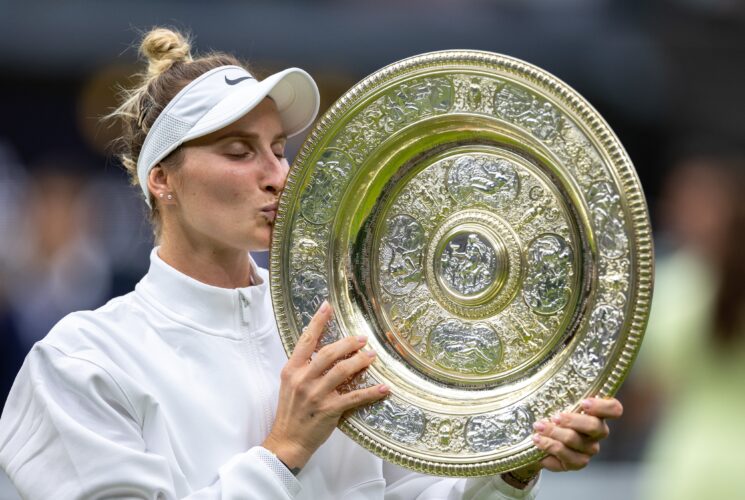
184, 167, 256, 207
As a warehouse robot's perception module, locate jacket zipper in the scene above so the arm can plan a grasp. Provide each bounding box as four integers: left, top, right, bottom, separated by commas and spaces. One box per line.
238, 291, 274, 439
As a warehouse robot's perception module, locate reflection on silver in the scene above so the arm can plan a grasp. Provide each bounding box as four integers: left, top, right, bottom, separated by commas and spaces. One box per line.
572, 304, 623, 378
523, 234, 574, 314
358, 398, 426, 444
587, 182, 628, 259
427, 319, 502, 374
440, 233, 497, 296
446, 155, 519, 205
291, 271, 328, 327
379, 214, 425, 295
465, 407, 533, 453
300, 149, 353, 224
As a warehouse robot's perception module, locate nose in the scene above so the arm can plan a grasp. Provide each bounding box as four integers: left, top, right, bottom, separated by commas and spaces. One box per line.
262, 152, 289, 195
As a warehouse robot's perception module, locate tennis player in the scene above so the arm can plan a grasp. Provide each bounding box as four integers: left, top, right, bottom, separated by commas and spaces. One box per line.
0, 28, 622, 499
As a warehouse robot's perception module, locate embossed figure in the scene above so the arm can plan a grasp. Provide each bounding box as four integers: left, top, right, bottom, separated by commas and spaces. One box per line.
292, 238, 324, 271
380, 215, 425, 294
428, 319, 501, 374
494, 85, 561, 140
440, 233, 497, 296
572, 304, 622, 378
587, 181, 628, 259
447, 154, 519, 205
523, 234, 573, 314
301, 153, 350, 224
291, 271, 329, 326
465, 408, 533, 453
358, 399, 426, 444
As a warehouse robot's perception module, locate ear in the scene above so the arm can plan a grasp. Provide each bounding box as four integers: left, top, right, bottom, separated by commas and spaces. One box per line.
147, 165, 176, 205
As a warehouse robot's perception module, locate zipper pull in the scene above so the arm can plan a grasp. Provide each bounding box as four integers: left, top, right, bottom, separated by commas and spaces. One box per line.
238, 291, 250, 325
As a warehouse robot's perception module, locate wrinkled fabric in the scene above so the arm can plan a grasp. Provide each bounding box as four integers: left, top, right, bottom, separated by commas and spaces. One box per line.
0, 248, 537, 500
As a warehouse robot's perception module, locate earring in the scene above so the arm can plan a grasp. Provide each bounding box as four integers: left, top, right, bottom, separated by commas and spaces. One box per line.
167, 194, 174, 200
159, 193, 164, 198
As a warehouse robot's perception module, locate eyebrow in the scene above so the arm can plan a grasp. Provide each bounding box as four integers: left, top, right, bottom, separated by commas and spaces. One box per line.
212, 130, 287, 143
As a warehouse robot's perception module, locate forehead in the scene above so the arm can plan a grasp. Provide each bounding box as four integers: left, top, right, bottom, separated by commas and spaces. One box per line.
191, 98, 285, 145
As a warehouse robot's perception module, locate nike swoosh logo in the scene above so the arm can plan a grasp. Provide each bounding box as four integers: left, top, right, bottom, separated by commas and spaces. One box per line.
224, 75, 254, 85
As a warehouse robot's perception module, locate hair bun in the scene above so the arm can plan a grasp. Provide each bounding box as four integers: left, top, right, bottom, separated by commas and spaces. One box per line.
140, 28, 193, 79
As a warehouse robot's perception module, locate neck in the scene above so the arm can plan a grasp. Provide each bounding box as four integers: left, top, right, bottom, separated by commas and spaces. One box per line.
157, 236, 254, 289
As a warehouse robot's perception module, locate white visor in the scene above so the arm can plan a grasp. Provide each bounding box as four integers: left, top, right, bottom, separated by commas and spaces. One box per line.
136, 65, 320, 204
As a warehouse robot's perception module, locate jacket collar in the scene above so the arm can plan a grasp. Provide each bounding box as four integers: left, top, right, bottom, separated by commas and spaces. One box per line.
136, 247, 274, 338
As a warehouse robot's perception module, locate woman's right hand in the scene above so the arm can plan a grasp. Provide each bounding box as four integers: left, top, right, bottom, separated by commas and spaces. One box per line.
262, 300, 390, 470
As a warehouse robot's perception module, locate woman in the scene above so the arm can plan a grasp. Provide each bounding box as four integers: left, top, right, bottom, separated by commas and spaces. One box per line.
0, 28, 622, 499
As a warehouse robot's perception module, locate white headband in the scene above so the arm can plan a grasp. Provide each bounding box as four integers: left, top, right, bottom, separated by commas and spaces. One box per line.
136, 65, 320, 204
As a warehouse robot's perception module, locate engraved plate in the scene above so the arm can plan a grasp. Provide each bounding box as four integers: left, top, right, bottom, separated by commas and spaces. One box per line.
271, 51, 653, 476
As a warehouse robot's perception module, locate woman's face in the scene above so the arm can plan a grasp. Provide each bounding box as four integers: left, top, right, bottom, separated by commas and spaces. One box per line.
166, 98, 289, 252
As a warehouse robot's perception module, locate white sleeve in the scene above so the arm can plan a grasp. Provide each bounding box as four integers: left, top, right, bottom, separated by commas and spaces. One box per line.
0, 343, 301, 500
383, 460, 539, 500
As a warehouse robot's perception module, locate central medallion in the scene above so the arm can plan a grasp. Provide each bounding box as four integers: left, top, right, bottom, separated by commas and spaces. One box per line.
437, 230, 505, 300
424, 211, 522, 320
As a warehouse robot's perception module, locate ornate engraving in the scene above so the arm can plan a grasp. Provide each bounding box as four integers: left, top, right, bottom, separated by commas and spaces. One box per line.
379, 214, 426, 295
290, 271, 328, 327
587, 182, 628, 259
465, 407, 533, 453
446, 155, 519, 206
572, 304, 623, 378
493, 84, 563, 141
300, 149, 354, 224
272, 53, 652, 476
452, 75, 493, 113
291, 238, 325, 272
528, 370, 585, 419
523, 234, 574, 314
439, 232, 498, 296
332, 77, 453, 165
424, 209, 523, 320
427, 319, 502, 374
421, 416, 467, 453
357, 398, 426, 444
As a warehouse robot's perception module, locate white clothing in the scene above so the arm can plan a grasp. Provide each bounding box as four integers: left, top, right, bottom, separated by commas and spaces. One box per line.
0, 249, 537, 499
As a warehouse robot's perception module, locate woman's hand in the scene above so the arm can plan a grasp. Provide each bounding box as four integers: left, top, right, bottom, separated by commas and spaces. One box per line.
262, 301, 389, 470
502, 397, 623, 488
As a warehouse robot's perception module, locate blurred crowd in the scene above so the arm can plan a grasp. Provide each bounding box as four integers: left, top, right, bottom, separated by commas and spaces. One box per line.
0, 143, 153, 402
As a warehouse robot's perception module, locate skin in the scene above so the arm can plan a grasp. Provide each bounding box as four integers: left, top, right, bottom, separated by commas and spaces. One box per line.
146, 96, 623, 488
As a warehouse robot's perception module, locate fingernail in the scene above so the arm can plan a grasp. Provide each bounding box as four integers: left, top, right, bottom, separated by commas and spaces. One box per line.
357, 335, 368, 344
551, 414, 563, 425
582, 399, 592, 410
378, 384, 390, 393
319, 300, 330, 313
532, 434, 542, 446
533, 421, 546, 432
366, 350, 377, 358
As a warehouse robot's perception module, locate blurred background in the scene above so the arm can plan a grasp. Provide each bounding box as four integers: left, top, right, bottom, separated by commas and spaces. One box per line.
1, 0, 744, 498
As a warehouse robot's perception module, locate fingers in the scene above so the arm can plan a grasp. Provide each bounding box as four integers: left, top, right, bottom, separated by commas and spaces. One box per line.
581, 397, 623, 420
336, 383, 390, 412
531, 397, 622, 473
307, 335, 369, 378
288, 301, 332, 368
317, 350, 377, 392
533, 420, 600, 456
548, 412, 610, 441
533, 433, 592, 471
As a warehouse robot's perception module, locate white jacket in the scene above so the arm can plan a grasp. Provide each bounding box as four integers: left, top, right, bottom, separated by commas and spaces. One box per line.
0, 249, 537, 499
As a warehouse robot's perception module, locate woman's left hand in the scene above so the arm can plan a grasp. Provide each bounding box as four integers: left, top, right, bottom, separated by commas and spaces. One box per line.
533, 396, 623, 472
502, 397, 623, 489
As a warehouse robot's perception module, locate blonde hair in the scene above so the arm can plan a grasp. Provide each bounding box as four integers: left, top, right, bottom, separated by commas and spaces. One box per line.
106, 27, 249, 237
